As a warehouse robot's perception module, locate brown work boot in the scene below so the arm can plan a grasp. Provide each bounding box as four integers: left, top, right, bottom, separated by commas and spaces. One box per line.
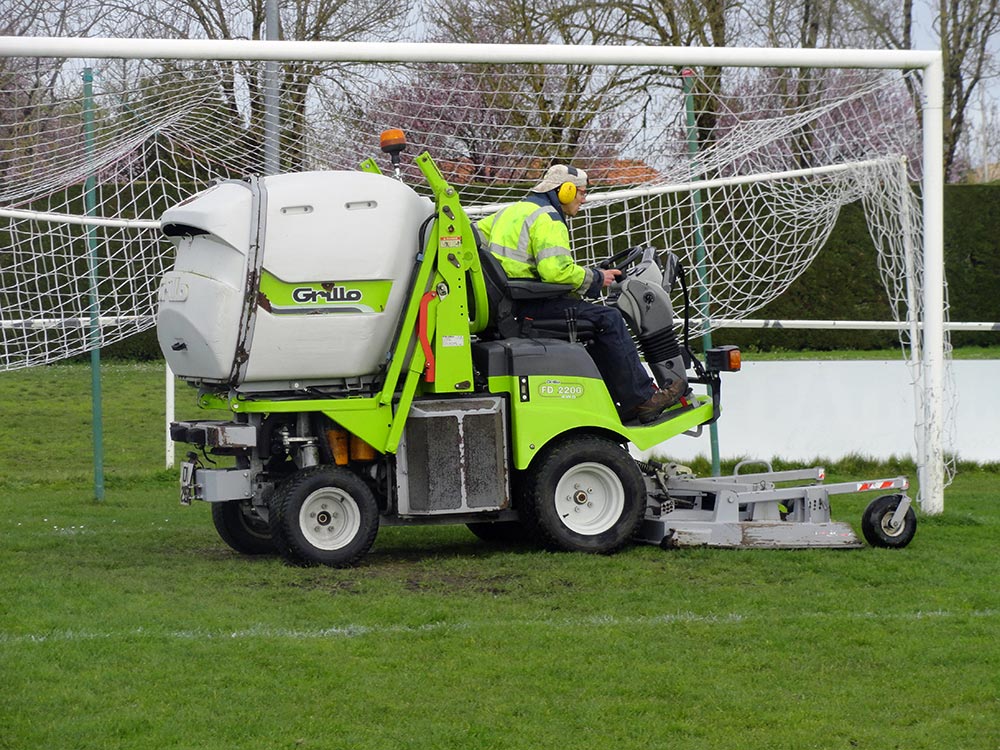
635, 380, 685, 424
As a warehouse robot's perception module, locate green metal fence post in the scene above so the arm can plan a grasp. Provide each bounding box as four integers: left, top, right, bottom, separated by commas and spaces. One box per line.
83, 66, 105, 501
682, 68, 721, 476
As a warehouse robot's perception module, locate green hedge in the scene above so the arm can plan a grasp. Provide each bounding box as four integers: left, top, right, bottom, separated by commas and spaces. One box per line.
712, 183, 1000, 352
100, 328, 162, 361
94, 183, 999, 360
939, 184, 1000, 348
711, 200, 898, 352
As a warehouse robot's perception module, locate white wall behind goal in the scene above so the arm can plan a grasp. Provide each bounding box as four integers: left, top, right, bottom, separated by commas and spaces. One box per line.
647, 360, 999, 464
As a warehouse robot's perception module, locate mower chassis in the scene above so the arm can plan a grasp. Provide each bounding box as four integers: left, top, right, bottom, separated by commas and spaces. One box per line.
636, 466, 911, 549
160, 149, 916, 562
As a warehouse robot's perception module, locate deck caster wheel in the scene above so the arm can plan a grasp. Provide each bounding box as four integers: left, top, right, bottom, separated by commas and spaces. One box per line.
270, 466, 379, 567
861, 494, 917, 549
212, 499, 276, 555
522, 435, 645, 554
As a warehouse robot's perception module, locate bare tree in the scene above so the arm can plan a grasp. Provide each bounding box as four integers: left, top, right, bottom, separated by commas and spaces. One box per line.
843, 0, 1000, 179
961, 86, 1000, 180
416, 0, 649, 173
0, 0, 114, 190
95, 0, 415, 170
2, 0, 110, 36
538, 0, 739, 152
936, 0, 1000, 179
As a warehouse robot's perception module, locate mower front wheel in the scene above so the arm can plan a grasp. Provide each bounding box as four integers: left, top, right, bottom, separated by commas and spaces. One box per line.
861, 494, 917, 548
522, 435, 646, 554
270, 466, 379, 567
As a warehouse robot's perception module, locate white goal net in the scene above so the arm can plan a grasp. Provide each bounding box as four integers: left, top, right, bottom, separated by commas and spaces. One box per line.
0, 39, 951, 508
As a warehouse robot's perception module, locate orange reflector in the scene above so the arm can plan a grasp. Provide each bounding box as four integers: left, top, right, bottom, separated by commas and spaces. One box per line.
380, 128, 407, 153
706, 345, 741, 372
728, 348, 742, 372
327, 428, 349, 466
350, 434, 377, 462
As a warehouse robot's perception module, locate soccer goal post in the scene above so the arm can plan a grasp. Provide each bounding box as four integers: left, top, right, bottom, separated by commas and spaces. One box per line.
0, 36, 947, 512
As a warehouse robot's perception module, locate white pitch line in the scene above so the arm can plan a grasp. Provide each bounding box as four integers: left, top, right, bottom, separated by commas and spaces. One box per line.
1, 610, 995, 646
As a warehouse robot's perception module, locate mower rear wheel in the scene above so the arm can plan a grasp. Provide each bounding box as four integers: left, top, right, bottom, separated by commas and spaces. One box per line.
861, 494, 917, 548
271, 466, 379, 567
211, 499, 276, 555
522, 435, 645, 553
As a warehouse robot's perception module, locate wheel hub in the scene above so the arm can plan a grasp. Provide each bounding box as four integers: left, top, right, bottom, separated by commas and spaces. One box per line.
555, 462, 625, 535
298, 488, 361, 551
880, 513, 904, 536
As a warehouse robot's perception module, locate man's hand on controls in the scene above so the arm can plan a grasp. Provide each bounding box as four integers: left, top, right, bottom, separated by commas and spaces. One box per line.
600, 268, 621, 287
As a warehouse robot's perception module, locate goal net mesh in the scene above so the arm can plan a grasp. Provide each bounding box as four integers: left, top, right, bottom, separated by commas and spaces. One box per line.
0, 55, 953, 477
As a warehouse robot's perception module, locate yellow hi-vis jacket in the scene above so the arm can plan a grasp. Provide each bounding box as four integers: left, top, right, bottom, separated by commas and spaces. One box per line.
477, 197, 602, 298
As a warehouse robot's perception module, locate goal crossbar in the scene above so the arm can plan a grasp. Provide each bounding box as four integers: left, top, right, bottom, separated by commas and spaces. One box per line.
0, 36, 941, 69
0, 207, 160, 229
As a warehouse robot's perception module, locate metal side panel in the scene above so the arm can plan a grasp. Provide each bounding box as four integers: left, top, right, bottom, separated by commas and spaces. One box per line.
181, 465, 253, 504
396, 396, 510, 516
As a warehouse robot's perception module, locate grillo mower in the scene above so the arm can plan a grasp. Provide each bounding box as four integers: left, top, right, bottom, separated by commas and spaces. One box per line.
156, 136, 916, 566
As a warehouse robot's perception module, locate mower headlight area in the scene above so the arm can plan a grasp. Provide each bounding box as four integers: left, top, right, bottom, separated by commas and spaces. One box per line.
705, 345, 741, 372
170, 420, 257, 450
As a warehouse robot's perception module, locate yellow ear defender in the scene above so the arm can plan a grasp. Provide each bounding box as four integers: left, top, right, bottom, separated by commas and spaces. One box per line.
557, 181, 577, 204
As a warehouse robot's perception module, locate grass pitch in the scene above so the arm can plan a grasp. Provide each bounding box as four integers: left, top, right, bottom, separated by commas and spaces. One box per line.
1, 362, 997, 749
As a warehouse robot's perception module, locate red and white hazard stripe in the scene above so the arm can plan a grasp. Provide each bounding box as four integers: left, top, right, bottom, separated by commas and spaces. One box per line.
856, 479, 907, 492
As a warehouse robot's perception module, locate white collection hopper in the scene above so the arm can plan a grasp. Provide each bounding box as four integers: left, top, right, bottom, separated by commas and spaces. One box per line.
157, 171, 433, 388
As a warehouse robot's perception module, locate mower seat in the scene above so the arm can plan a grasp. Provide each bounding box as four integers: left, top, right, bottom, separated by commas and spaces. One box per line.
475, 239, 596, 343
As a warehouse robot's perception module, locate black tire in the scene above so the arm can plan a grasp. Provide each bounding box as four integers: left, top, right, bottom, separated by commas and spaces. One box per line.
521, 435, 646, 553
211, 499, 276, 555
466, 520, 530, 546
269, 466, 380, 567
861, 494, 917, 548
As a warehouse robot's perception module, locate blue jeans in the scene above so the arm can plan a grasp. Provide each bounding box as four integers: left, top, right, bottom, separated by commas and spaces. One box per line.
516, 297, 654, 413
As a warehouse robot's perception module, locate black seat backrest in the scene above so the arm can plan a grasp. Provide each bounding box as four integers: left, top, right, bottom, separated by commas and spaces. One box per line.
476, 240, 524, 339
472, 225, 578, 340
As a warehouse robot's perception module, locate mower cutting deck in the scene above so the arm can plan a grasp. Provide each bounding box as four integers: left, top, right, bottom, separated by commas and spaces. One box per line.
635, 462, 915, 549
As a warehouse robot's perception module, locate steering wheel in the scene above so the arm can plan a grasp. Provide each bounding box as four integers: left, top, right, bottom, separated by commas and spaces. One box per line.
597, 245, 646, 275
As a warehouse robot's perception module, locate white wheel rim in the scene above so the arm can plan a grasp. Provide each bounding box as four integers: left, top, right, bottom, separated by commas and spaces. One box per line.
298, 487, 362, 551
554, 461, 625, 536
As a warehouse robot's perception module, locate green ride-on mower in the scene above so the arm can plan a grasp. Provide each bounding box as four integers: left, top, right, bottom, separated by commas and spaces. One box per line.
157, 136, 916, 566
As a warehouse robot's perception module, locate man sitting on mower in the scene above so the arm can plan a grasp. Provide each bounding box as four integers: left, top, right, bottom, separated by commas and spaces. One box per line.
476, 164, 684, 423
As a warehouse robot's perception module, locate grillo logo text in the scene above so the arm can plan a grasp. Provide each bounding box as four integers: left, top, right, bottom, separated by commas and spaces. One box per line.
292, 286, 363, 304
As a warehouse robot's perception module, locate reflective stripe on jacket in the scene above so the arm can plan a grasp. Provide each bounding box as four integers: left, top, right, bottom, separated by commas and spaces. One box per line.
477, 197, 601, 297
